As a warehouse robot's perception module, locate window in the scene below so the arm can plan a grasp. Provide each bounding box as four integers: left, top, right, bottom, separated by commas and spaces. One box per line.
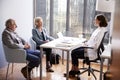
34, 0, 97, 39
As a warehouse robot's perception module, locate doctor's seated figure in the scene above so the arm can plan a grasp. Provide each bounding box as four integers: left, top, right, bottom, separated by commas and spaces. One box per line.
65, 14, 108, 77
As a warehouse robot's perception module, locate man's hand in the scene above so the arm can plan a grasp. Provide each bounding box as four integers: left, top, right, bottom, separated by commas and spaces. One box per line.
24, 43, 30, 49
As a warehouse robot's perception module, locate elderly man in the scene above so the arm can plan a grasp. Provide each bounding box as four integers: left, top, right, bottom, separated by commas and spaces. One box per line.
2, 19, 40, 80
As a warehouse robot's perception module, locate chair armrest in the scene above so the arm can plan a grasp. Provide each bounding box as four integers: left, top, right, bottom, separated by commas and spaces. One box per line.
82, 46, 94, 49
3, 44, 26, 63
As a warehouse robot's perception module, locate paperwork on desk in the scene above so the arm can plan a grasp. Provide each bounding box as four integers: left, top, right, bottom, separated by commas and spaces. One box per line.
55, 37, 86, 47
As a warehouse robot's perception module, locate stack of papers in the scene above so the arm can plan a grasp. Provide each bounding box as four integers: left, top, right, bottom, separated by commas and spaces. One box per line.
55, 37, 86, 47
55, 43, 75, 47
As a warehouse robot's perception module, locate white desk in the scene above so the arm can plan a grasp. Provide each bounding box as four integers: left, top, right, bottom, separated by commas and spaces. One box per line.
100, 44, 111, 80
39, 37, 86, 80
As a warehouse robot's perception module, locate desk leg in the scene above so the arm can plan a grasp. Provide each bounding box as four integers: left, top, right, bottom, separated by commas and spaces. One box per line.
62, 50, 64, 64
107, 59, 110, 70
100, 58, 104, 80
66, 51, 69, 80
40, 48, 43, 80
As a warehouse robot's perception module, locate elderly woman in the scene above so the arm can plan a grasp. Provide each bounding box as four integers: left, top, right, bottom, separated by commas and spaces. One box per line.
32, 17, 54, 72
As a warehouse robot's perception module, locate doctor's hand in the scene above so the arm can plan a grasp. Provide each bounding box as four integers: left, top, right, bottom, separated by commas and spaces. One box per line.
82, 42, 88, 47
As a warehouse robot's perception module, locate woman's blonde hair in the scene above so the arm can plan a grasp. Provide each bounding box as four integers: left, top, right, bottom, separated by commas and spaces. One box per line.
34, 17, 43, 26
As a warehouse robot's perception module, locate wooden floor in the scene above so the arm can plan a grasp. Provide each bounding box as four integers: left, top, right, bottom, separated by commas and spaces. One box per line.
0, 57, 107, 80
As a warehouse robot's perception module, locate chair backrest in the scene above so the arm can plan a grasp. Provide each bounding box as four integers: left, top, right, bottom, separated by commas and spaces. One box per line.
96, 31, 108, 60
30, 37, 37, 51
2, 44, 26, 63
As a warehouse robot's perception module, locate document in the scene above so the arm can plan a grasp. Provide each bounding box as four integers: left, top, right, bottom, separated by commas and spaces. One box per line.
55, 37, 86, 47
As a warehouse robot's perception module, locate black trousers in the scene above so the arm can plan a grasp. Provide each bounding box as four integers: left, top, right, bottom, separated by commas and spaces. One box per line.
71, 47, 85, 66
37, 46, 51, 62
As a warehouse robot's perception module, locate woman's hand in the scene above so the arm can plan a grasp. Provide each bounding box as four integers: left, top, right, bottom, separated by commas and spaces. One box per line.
44, 40, 49, 43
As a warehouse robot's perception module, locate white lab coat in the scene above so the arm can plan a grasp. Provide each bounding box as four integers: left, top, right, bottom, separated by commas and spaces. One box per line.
86, 27, 106, 60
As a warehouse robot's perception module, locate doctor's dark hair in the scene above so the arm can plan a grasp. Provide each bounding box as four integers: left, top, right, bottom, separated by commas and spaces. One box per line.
96, 14, 108, 27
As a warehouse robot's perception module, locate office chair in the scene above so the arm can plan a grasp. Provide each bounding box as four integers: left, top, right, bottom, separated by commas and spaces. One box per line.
77, 31, 107, 80
2, 44, 29, 80
30, 37, 37, 51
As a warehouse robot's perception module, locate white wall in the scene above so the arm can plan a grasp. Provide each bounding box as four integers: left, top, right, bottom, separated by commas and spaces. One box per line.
96, 0, 115, 12
0, 0, 33, 68
96, 0, 115, 38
